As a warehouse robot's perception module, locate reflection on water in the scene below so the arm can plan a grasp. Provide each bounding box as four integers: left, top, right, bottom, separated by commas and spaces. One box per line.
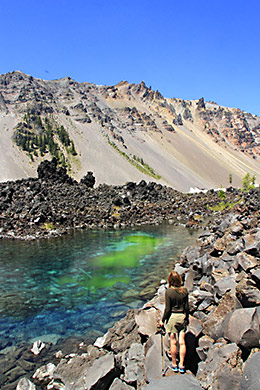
0, 224, 199, 347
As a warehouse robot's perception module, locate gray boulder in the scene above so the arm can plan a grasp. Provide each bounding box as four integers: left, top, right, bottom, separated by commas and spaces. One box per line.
144, 334, 165, 382
251, 269, 260, 287
223, 308, 260, 349
214, 275, 236, 297
240, 351, 260, 390
83, 352, 116, 390
189, 289, 214, 312
109, 378, 135, 389
51, 355, 90, 389
243, 233, 260, 257
135, 307, 158, 337
236, 277, 260, 307
16, 378, 36, 390
227, 238, 244, 255
121, 343, 145, 386
197, 342, 243, 390
231, 222, 244, 236
184, 268, 194, 291
142, 373, 203, 389
192, 254, 213, 276
203, 291, 242, 340
33, 363, 56, 384
196, 335, 214, 361
99, 309, 141, 353
187, 316, 203, 338
50, 352, 117, 390
180, 244, 202, 267
235, 252, 258, 272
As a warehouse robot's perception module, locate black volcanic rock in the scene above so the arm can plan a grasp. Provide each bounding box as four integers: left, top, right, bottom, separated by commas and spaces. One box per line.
0, 158, 260, 240
80, 171, 96, 188
37, 158, 74, 184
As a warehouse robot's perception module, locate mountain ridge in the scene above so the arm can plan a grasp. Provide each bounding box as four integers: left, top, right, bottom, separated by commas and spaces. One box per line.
0, 71, 259, 191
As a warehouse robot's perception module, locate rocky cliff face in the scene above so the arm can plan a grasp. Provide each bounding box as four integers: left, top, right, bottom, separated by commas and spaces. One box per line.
0, 71, 259, 191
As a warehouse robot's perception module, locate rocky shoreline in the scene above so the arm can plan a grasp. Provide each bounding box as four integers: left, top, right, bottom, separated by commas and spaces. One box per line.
0, 167, 259, 389
1, 158, 259, 241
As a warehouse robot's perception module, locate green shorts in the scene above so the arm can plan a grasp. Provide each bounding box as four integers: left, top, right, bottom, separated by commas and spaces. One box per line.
165, 313, 186, 334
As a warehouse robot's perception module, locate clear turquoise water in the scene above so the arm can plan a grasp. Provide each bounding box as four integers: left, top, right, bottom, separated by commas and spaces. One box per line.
0, 224, 199, 347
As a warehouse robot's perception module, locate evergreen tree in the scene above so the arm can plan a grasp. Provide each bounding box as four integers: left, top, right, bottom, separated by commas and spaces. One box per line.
21, 136, 27, 150
70, 141, 77, 156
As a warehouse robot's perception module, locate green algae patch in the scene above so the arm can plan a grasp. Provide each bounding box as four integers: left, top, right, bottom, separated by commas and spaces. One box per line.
55, 234, 163, 292
94, 234, 163, 269
125, 235, 158, 244
78, 275, 131, 291
56, 276, 77, 285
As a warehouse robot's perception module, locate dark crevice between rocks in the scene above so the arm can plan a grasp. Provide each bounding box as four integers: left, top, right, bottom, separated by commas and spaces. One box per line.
140, 334, 149, 345
185, 331, 200, 375
92, 367, 122, 390
209, 248, 224, 257
239, 345, 252, 362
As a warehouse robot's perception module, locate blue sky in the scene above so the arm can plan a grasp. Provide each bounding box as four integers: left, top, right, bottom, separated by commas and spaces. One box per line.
1, 0, 259, 115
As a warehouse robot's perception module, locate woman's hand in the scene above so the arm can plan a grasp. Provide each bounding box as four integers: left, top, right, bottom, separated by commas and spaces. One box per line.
159, 320, 164, 327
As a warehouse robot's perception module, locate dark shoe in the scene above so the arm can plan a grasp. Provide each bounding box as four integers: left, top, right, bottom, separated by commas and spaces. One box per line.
179, 366, 185, 374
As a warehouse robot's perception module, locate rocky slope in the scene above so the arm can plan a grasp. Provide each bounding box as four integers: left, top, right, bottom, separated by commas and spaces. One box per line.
0, 71, 260, 191
2, 201, 260, 390
1, 158, 259, 240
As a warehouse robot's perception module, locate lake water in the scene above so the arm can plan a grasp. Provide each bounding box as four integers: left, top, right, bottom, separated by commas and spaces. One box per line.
0, 224, 200, 348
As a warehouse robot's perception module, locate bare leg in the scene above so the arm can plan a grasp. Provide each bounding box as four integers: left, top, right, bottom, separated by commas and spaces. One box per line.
178, 331, 186, 367
169, 333, 178, 366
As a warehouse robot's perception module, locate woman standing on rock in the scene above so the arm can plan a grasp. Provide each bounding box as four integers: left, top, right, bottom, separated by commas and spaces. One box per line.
159, 270, 189, 374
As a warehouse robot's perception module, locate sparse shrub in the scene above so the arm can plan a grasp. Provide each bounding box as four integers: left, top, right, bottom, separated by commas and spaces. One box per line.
242, 173, 256, 192
218, 188, 226, 200
42, 222, 55, 230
